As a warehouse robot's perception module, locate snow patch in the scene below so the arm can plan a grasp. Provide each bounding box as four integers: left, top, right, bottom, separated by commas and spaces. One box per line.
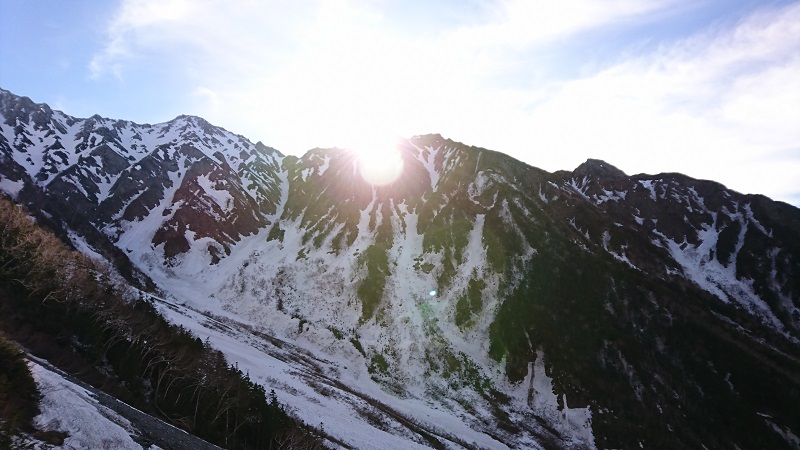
638, 179, 657, 201
115, 168, 186, 256
414, 144, 441, 190
318, 154, 331, 176
0, 177, 25, 198
29, 359, 145, 450
537, 185, 548, 203
567, 177, 590, 200
596, 188, 627, 204
518, 351, 595, 449
764, 417, 800, 448
197, 174, 234, 212
743, 203, 772, 237
654, 221, 787, 333
602, 230, 638, 270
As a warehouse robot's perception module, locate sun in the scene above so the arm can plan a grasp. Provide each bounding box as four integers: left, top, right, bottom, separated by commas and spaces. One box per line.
354, 137, 404, 186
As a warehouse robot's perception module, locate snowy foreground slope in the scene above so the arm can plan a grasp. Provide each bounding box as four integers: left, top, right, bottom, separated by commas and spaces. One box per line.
22, 357, 220, 450
148, 296, 574, 449
1, 87, 799, 449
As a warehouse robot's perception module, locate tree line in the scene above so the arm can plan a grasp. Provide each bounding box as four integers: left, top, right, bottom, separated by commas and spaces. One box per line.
0, 196, 326, 449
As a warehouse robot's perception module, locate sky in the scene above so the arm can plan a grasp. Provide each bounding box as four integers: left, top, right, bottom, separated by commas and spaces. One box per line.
1, 0, 798, 205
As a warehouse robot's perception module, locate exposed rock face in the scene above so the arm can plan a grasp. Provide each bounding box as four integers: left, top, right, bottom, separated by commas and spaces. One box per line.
0, 89, 284, 266
1, 87, 798, 449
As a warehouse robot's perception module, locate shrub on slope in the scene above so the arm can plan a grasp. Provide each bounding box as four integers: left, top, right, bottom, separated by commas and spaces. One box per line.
0, 196, 326, 449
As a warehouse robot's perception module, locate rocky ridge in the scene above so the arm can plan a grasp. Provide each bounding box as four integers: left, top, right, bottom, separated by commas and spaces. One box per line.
1, 87, 798, 449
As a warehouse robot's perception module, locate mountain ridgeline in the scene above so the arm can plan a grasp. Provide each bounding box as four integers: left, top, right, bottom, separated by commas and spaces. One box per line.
1, 87, 799, 449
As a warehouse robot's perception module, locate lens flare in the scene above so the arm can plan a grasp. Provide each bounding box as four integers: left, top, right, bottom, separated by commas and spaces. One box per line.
355, 139, 404, 186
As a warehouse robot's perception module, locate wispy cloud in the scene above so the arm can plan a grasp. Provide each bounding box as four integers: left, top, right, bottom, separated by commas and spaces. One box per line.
89, 0, 193, 78
447, 0, 678, 49
508, 2, 800, 201
89, 0, 800, 204
89, 0, 316, 79
89, 0, 681, 143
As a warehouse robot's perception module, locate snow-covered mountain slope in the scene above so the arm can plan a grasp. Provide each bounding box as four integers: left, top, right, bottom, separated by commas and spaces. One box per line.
0, 88, 283, 271
2, 87, 799, 449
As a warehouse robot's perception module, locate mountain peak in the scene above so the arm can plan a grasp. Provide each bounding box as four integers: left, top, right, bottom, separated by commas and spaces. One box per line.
2, 86, 799, 450
572, 158, 627, 179
171, 114, 210, 127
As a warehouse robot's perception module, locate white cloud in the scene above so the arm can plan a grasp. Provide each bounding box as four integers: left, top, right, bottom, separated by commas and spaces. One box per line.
447, 0, 678, 49
499, 2, 800, 203
89, 0, 317, 79
89, 0, 800, 204
90, 0, 680, 145
89, 0, 193, 78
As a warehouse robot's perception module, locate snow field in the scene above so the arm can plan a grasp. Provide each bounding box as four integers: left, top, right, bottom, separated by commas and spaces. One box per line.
29, 359, 148, 450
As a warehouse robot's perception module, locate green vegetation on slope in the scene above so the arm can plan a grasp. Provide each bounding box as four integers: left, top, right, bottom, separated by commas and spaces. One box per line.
357, 201, 395, 322
455, 276, 485, 327
487, 217, 800, 449
358, 242, 390, 322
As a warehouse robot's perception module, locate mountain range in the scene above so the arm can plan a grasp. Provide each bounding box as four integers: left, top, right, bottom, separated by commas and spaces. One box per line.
1, 86, 798, 449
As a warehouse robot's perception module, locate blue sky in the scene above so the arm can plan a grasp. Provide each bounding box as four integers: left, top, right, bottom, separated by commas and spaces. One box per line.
1, 0, 798, 205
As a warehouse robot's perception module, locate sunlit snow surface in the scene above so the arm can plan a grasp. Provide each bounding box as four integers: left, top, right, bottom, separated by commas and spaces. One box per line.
120, 144, 596, 449
138, 226, 565, 448
150, 296, 511, 449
